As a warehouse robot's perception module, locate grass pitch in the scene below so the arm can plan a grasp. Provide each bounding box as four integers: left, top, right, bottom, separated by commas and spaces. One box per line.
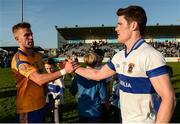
0, 62, 180, 122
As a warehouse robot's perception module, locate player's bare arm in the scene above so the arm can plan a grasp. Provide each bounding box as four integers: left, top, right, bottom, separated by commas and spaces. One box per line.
75, 64, 116, 81
150, 74, 176, 123
29, 60, 75, 86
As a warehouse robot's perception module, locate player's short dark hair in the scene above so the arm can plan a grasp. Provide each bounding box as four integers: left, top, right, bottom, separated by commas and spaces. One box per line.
116, 5, 147, 36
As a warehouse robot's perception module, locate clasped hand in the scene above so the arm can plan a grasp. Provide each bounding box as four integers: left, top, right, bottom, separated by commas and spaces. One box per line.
63, 59, 80, 73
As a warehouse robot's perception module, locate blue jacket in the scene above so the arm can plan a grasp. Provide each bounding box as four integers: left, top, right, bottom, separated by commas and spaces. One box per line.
70, 74, 107, 117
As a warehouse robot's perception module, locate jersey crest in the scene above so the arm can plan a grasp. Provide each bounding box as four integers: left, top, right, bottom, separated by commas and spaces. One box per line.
128, 63, 135, 73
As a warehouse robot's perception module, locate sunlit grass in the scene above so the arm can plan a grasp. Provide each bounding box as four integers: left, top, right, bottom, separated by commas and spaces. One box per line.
0, 62, 180, 122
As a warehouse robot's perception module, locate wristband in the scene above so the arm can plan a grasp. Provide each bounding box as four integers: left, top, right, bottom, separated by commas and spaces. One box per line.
60, 69, 67, 76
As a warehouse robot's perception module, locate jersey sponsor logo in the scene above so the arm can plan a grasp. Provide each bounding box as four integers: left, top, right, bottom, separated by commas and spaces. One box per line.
128, 63, 135, 73
119, 80, 131, 88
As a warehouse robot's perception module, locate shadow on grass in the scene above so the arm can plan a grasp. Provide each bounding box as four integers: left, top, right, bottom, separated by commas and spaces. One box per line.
0, 89, 16, 98
173, 73, 180, 78
44, 101, 78, 123
171, 95, 180, 123
63, 114, 78, 123
63, 102, 78, 123
172, 78, 180, 84
171, 72, 180, 123
0, 86, 15, 90
0, 114, 17, 123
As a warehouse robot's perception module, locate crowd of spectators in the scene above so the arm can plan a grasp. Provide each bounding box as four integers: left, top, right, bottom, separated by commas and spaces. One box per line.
148, 41, 180, 57
55, 40, 180, 59
0, 40, 180, 68
0, 50, 14, 68
56, 41, 124, 59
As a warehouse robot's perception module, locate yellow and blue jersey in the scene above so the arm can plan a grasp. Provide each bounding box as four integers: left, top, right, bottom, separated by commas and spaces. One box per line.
11, 48, 45, 113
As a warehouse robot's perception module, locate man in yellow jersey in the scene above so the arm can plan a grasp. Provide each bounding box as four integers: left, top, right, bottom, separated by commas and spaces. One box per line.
11, 22, 75, 123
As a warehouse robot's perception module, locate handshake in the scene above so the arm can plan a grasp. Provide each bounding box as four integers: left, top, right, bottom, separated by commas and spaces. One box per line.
48, 57, 80, 76
56, 58, 80, 75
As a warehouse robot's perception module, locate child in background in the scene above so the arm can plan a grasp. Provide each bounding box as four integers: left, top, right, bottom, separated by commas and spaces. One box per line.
94, 49, 112, 122
44, 59, 65, 123
109, 74, 122, 122
70, 52, 107, 123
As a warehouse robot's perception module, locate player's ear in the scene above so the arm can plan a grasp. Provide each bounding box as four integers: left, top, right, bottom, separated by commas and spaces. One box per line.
15, 36, 21, 44
131, 21, 138, 31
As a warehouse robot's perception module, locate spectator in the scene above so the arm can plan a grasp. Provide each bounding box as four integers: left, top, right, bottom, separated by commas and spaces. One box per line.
44, 59, 65, 123
70, 52, 107, 123
94, 48, 112, 122
109, 74, 121, 123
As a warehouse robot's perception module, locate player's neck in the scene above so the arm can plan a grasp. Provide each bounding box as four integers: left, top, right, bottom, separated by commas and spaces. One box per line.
126, 34, 142, 53
20, 46, 33, 55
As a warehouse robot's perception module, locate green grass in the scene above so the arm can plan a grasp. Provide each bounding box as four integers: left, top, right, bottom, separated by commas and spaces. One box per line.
167, 62, 180, 122
0, 68, 16, 122
0, 62, 180, 122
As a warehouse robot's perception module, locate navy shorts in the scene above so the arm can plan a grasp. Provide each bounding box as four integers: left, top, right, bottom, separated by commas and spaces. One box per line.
18, 107, 45, 123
